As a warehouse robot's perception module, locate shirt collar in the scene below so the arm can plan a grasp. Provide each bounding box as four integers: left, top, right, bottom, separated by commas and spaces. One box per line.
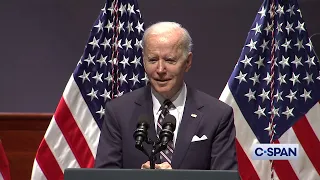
151, 82, 187, 114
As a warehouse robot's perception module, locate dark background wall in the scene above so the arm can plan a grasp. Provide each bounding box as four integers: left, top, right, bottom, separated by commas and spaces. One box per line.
0, 0, 319, 113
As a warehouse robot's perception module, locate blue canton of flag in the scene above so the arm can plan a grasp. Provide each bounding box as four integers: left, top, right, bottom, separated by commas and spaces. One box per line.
229, 0, 320, 144
75, 0, 147, 128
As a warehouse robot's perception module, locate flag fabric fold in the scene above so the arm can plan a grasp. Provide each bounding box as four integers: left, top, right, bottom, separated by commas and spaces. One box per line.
0, 140, 10, 180
219, 0, 320, 179
31, 0, 146, 179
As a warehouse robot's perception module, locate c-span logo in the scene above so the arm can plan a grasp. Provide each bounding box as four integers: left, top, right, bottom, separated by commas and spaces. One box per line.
252, 144, 299, 160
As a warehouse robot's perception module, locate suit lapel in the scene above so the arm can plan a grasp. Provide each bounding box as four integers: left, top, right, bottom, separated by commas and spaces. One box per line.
131, 85, 160, 163
171, 87, 203, 169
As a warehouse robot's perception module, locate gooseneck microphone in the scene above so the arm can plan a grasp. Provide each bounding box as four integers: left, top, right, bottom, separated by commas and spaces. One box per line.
133, 114, 150, 150
159, 114, 176, 147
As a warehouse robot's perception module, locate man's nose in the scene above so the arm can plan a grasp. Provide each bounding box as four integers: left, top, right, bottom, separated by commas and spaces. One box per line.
156, 60, 166, 73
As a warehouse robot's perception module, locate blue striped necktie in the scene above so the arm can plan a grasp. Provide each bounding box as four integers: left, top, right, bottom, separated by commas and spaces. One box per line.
157, 99, 175, 164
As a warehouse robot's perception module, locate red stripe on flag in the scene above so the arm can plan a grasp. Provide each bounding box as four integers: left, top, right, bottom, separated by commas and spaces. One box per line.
235, 139, 260, 180
272, 140, 299, 180
36, 139, 63, 180
0, 141, 10, 180
55, 98, 95, 168
293, 116, 320, 175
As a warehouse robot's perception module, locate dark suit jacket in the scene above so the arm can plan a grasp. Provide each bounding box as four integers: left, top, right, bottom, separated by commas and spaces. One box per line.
95, 85, 238, 170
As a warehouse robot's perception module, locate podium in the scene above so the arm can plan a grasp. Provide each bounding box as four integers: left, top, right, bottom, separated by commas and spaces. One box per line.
64, 168, 240, 180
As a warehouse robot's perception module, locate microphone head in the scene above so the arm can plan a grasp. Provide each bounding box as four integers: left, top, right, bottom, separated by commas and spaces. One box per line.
137, 114, 150, 128
162, 114, 176, 131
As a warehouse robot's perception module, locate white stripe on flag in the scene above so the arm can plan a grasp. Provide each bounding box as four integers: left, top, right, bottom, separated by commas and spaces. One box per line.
279, 127, 318, 180
31, 159, 47, 180
63, 75, 100, 157
0, 173, 3, 180
45, 117, 80, 170
220, 84, 271, 180
305, 102, 320, 141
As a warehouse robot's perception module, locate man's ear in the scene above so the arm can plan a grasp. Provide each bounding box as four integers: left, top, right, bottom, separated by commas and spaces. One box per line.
185, 52, 192, 72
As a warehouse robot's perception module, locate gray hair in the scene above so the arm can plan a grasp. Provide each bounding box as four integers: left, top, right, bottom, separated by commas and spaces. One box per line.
142, 22, 193, 57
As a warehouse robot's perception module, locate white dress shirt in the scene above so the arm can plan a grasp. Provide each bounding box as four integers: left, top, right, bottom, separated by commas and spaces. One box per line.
151, 83, 187, 146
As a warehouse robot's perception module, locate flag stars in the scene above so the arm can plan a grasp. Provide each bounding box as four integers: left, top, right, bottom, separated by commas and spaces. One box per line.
289, 73, 301, 86
119, 73, 128, 85
240, 55, 252, 68
263, 72, 272, 85
118, 3, 127, 16
127, 4, 136, 16
258, 89, 270, 102
120, 55, 130, 69
84, 54, 95, 66
78, 70, 91, 83
117, 21, 125, 34
303, 72, 314, 85
92, 71, 103, 84
285, 22, 294, 35
276, 4, 285, 17
295, 21, 305, 34
306, 38, 313, 52
264, 122, 276, 136
251, 23, 262, 35
101, 38, 111, 50
245, 89, 256, 102
281, 38, 292, 52
277, 73, 287, 85
123, 38, 133, 51
136, 21, 144, 34
277, 22, 283, 33
94, 20, 104, 33
105, 20, 113, 32
279, 55, 290, 69
286, 4, 295, 17
96, 55, 107, 68
88, 36, 100, 50
235, 71, 247, 84
294, 38, 304, 51
249, 73, 260, 85
134, 38, 143, 50
264, 22, 273, 36
246, 39, 257, 51
127, 22, 134, 33
282, 107, 294, 119
291, 55, 303, 68
258, 6, 266, 19
286, 90, 297, 103
274, 90, 284, 102
129, 73, 140, 86
141, 73, 149, 84
254, 105, 266, 119
104, 72, 113, 85
100, 89, 111, 102
131, 56, 142, 68
260, 40, 269, 53
300, 89, 312, 102
255, 56, 265, 69
269, 107, 280, 117
96, 106, 105, 119
87, 88, 98, 101
305, 55, 316, 67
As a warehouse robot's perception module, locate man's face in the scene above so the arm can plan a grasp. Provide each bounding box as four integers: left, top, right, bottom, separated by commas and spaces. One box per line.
143, 30, 192, 99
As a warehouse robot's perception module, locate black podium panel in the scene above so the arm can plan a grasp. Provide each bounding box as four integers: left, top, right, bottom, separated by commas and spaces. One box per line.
64, 168, 240, 180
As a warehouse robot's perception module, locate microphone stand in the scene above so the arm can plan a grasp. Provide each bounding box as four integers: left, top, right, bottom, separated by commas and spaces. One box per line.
142, 138, 167, 169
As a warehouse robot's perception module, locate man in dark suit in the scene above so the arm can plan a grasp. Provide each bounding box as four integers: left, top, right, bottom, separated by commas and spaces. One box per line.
94, 22, 237, 170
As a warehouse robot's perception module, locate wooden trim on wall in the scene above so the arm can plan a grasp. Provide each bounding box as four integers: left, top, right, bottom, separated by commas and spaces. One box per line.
0, 113, 52, 180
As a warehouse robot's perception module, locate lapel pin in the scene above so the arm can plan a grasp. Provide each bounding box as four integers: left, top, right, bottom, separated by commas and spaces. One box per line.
191, 114, 197, 118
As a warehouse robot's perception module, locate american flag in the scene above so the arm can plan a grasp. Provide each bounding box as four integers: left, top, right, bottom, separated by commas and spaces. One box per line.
31, 0, 146, 179
219, 0, 320, 179
0, 140, 10, 180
